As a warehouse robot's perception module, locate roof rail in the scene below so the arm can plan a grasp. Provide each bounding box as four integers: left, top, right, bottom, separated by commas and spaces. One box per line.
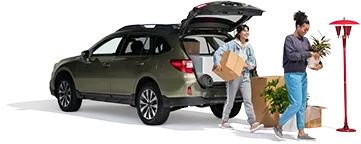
140, 23, 157, 28
115, 23, 179, 32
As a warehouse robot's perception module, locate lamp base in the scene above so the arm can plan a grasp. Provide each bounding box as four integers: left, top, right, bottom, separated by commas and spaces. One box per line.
336, 125, 356, 132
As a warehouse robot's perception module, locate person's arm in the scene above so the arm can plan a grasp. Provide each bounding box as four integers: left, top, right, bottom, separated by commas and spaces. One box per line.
284, 36, 312, 61
246, 44, 256, 70
213, 41, 231, 66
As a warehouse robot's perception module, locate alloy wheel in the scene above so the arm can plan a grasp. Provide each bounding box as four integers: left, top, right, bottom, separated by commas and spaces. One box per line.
58, 81, 71, 107
139, 89, 158, 120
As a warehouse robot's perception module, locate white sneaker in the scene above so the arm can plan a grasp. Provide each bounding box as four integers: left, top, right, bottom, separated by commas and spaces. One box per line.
219, 122, 234, 130
250, 122, 264, 133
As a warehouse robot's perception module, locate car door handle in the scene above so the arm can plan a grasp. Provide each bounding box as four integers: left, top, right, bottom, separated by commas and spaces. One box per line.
103, 62, 111, 68
136, 62, 144, 66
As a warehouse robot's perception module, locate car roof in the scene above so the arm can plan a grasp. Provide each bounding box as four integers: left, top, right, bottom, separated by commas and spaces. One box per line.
114, 24, 180, 36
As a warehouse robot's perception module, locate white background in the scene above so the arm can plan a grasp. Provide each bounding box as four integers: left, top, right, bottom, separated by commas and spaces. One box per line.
0, 0, 192, 96
0, 0, 224, 144
0, 0, 361, 144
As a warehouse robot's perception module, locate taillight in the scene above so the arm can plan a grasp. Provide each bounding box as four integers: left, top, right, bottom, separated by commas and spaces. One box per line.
170, 59, 193, 73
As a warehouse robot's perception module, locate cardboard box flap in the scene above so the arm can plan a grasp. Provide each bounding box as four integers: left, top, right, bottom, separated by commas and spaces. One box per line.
306, 105, 327, 121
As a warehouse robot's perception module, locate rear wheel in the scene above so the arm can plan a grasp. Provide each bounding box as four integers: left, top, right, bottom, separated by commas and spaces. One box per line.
210, 102, 242, 119
55, 77, 82, 112
135, 82, 170, 125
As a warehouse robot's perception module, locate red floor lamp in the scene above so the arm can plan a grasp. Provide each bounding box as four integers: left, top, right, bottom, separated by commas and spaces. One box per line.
329, 17, 359, 132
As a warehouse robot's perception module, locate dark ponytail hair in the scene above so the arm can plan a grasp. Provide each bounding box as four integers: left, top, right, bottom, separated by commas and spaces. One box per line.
235, 25, 249, 42
294, 10, 309, 27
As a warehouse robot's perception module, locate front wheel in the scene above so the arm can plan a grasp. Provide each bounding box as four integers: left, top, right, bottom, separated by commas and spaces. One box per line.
55, 78, 82, 112
135, 82, 170, 125
210, 102, 242, 119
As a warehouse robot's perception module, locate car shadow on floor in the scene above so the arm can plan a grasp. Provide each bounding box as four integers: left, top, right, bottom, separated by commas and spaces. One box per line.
79, 104, 221, 126
8, 99, 250, 131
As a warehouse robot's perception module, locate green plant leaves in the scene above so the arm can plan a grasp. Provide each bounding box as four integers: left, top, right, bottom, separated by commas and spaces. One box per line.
310, 30, 332, 58
260, 78, 310, 114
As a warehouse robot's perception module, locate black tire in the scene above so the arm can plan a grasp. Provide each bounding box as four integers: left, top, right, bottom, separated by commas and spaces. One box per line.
55, 77, 82, 112
210, 102, 242, 119
135, 82, 170, 125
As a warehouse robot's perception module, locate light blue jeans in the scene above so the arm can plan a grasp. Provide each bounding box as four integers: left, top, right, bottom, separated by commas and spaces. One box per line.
279, 72, 308, 130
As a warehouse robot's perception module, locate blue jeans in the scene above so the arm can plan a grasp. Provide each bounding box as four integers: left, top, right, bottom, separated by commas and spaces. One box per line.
279, 72, 308, 130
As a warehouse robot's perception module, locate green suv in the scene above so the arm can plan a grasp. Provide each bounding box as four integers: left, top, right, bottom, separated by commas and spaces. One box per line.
49, 1, 264, 125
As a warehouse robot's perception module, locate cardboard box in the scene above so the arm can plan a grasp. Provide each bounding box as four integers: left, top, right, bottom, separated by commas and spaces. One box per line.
305, 105, 327, 128
212, 50, 245, 81
251, 76, 285, 127
183, 39, 200, 55
189, 55, 224, 82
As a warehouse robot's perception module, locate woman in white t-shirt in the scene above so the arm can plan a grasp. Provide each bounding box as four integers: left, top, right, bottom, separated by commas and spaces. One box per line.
213, 25, 264, 133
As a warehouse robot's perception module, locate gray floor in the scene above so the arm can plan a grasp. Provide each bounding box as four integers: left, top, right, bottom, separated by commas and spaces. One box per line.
0, 97, 360, 143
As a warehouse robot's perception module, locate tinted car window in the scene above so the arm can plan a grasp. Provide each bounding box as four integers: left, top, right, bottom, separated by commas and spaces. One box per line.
153, 36, 172, 55
121, 35, 150, 56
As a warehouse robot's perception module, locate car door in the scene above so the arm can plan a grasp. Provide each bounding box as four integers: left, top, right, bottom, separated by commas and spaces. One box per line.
109, 33, 152, 96
74, 35, 124, 95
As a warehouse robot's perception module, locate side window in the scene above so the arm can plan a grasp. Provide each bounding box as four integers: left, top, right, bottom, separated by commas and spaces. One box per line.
153, 36, 172, 55
93, 37, 123, 55
209, 38, 225, 49
206, 37, 226, 55
121, 35, 150, 56
197, 38, 210, 55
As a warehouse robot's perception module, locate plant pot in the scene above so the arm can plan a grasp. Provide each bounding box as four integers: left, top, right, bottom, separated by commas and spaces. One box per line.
279, 114, 298, 132
307, 57, 320, 68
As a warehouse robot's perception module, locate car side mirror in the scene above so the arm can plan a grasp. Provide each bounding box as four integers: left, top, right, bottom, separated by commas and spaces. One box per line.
81, 50, 89, 59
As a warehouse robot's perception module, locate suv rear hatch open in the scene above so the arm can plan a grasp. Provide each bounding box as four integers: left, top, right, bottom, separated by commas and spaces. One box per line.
179, 1, 264, 90
179, 1, 264, 35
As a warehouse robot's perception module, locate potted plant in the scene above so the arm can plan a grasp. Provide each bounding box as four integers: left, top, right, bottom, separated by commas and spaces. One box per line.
307, 30, 332, 68
260, 78, 310, 132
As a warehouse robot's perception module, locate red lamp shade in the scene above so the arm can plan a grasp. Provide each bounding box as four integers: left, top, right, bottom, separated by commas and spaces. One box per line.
335, 26, 341, 37
343, 26, 352, 37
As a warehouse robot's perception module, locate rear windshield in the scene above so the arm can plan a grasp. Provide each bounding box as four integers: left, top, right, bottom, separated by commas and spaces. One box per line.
182, 34, 230, 55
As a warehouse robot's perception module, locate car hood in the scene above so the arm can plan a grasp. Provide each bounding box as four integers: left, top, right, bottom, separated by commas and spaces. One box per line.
55, 55, 80, 67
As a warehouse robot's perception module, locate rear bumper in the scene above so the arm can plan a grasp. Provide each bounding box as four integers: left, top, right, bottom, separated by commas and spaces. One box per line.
162, 96, 243, 107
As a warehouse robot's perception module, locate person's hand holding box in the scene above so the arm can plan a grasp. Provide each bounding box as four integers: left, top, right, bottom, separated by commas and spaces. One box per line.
212, 50, 245, 81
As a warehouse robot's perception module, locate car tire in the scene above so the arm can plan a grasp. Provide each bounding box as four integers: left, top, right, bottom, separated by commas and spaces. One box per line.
135, 82, 170, 125
55, 77, 82, 112
210, 102, 242, 119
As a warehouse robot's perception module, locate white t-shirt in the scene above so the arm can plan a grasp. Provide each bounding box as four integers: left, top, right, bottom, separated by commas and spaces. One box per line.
234, 39, 248, 61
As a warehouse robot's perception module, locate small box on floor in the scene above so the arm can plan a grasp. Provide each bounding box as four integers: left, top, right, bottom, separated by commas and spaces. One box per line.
305, 105, 327, 128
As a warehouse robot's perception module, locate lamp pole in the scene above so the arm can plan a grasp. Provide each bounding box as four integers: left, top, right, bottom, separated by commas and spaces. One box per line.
329, 17, 358, 132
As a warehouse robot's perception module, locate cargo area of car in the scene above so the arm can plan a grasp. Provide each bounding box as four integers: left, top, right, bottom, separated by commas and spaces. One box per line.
180, 33, 233, 89
174, 0, 264, 92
